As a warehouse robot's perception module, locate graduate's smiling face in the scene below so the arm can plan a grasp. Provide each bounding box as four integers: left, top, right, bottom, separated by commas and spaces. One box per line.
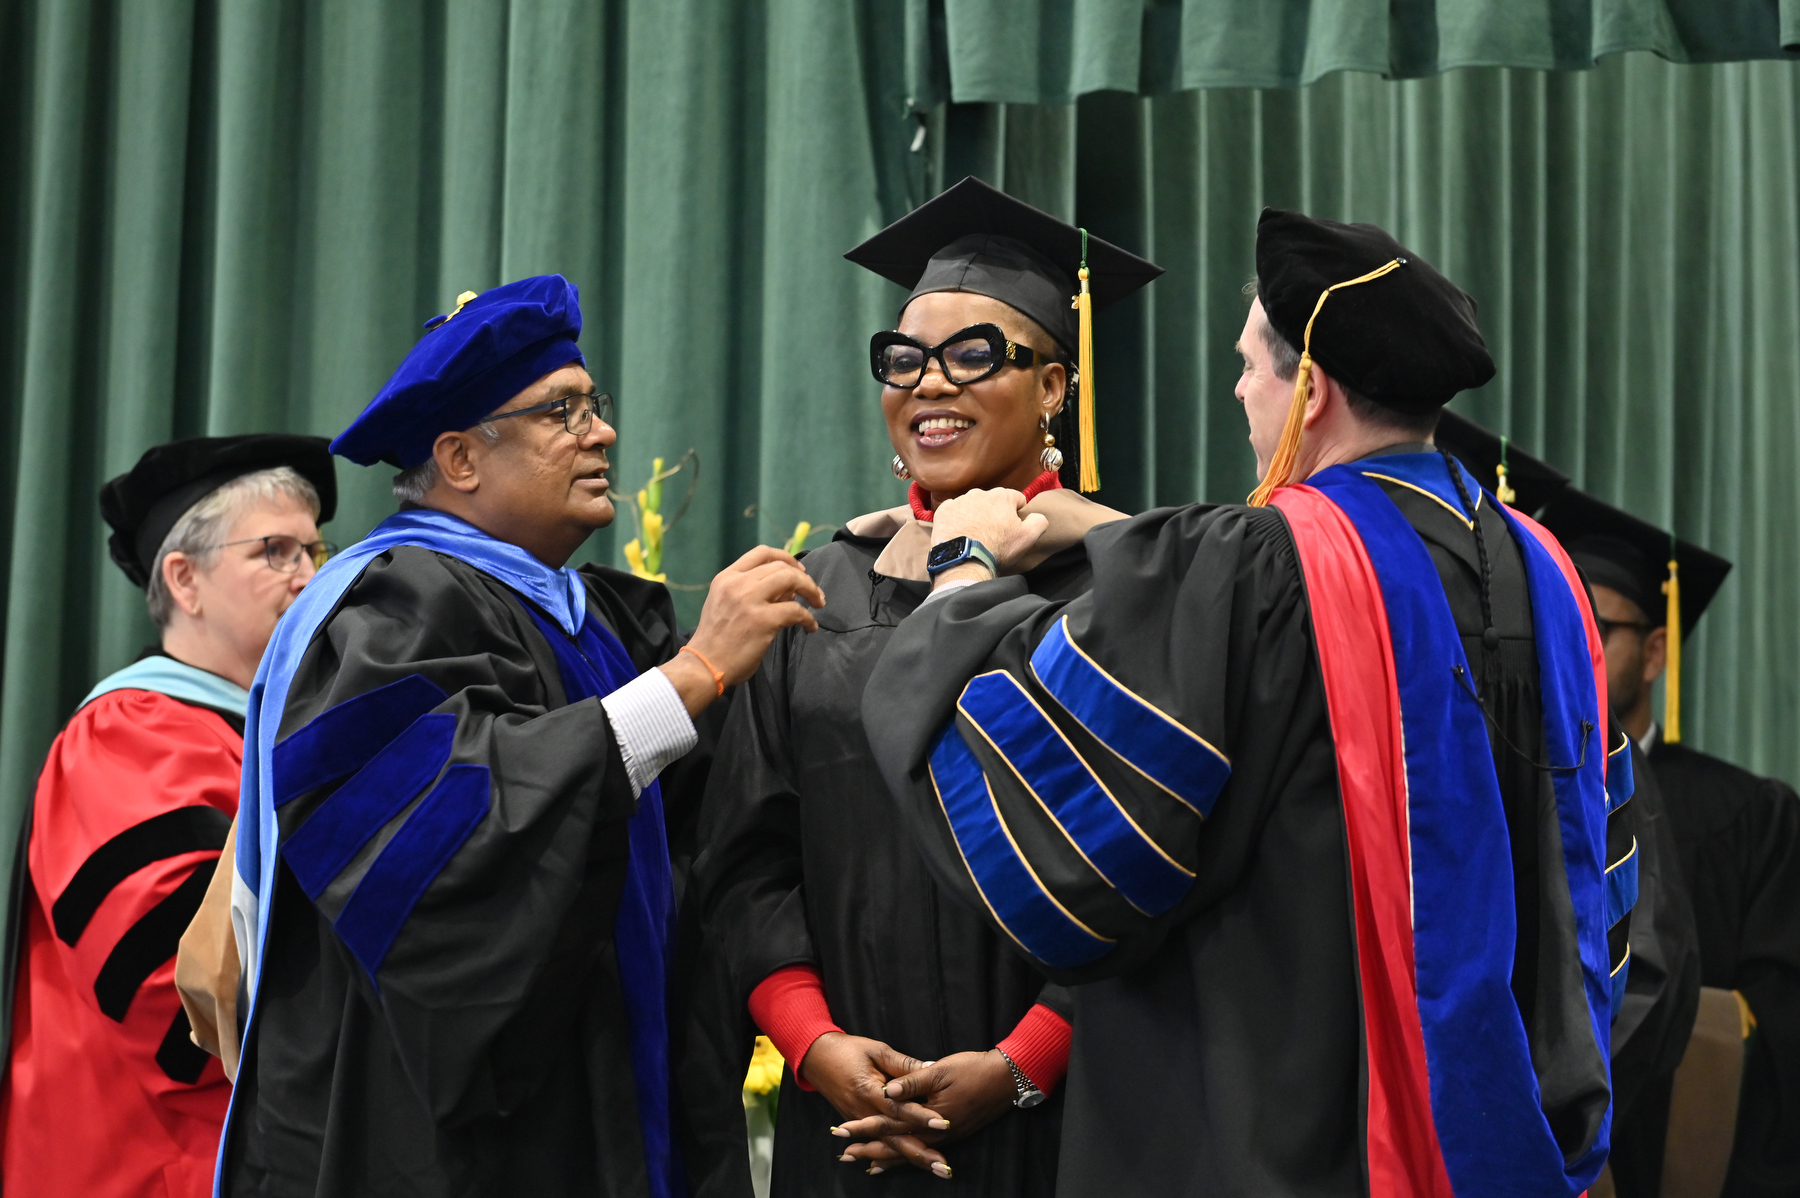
427, 362, 617, 567
1236, 299, 1296, 480
883, 291, 1067, 507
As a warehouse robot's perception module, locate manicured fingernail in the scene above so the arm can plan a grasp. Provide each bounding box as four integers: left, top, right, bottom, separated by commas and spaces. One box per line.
830, 1126, 850, 1137
868, 1166, 885, 1175
838, 1154, 855, 1162
928, 1118, 950, 1130
931, 1162, 953, 1179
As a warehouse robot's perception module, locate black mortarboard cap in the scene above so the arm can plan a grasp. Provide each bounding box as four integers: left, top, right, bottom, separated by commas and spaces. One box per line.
843, 176, 1162, 355
100, 434, 338, 589
1433, 409, 1570, 517
1537, 489, 1731, 637
1255, 209, 1495, 414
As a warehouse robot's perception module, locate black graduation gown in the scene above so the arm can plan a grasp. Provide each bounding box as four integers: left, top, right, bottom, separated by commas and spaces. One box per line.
1606, 744, 1703, 1198
1647, 732, 1800, 1198
677, 496, 1118, 1198
223, 547, 718, 1198
863, 459, 1642, 1196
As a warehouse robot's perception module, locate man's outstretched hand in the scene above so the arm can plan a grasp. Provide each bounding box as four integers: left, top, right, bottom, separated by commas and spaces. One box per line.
660, 545, 824, 715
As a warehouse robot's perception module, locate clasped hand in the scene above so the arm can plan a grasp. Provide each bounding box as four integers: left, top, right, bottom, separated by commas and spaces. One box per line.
928, 487, 1048, 577
801, 1032, 1018, 1178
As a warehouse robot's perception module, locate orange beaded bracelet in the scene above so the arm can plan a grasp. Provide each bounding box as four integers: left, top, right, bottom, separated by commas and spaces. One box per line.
678, 645, 725, 697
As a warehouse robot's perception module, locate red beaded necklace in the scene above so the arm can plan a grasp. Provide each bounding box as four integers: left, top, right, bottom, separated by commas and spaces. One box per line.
908, 468, 1063, 523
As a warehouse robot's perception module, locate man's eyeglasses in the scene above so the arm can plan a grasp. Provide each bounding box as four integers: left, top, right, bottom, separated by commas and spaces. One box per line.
1596, 616, 1656, 640
212, 535, 338, 573
480, 392, 615, 437
869, 324, 1046, 389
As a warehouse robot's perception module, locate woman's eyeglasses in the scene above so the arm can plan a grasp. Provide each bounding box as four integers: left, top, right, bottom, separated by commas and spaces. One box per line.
480, 392, 616, 437
869, 324, 1044, 389
211, 535, 338, 573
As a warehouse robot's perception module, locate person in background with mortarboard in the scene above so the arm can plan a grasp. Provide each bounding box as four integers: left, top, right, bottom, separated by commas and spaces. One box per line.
678, 177, 1159, 1193
860, 210, 1638, 1197
1, 435, 335, 1198
213, 275, 822, 1198
1543, 492, 1800, 1198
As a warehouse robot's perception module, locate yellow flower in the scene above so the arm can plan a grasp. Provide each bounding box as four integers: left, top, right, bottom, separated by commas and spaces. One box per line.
784, 521, 812, 556
623, 539, 666, 583
742, 1035, 785, 1099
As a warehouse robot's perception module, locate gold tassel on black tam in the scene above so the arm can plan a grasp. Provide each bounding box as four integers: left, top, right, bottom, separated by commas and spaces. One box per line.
1248, 257, 1406, 507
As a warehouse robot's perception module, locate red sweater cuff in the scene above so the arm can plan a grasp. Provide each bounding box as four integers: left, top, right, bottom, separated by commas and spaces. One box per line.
747, 965, 842, 1092
996, 1003, 1072, 1094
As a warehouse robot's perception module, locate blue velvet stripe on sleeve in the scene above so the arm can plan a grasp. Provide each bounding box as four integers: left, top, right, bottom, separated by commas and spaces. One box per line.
1030, 616, 1231, 817
929, 720, 1114, 969
333, 763, 491, 982
279, 713, 458, 900
1605, 735, 1633, 814
1605, 838, 1639, 929
271, 674, 449, 808
958, 670, 1194, 917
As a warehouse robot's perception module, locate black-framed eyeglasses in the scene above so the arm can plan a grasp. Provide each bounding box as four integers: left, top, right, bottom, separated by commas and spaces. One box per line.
869, 324, 1047, 388
212, 535, 338, 573
1596, 616, 1656, 640
481, 391, 616, 437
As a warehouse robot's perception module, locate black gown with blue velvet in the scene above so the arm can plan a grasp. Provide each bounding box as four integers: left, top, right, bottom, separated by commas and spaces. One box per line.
222, 546, 718, 1198
863, 452, 1657, 1197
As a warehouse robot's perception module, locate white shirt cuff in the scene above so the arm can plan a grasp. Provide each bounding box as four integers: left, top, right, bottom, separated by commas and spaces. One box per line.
917, 578, 982, 610
600, 667, 698, 797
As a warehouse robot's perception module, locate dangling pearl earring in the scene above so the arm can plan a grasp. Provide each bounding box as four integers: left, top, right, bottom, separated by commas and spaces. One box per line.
891, 453, 912, 480
1039, 415, 1063, 473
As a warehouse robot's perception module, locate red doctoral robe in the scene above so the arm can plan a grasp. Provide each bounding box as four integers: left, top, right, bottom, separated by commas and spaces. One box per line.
2, 674, 239, 1197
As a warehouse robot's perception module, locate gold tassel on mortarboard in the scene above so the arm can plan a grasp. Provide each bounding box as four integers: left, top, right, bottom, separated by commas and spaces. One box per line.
1072, 229, 1099, 492
1495, 435, 1518, 506
1664, 545, 1682, 743
1248, 257, 1407, 506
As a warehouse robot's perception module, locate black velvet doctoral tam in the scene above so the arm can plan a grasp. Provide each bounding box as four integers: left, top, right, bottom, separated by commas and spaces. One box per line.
99, 433, 337, 588
1255, 208, 1495, 412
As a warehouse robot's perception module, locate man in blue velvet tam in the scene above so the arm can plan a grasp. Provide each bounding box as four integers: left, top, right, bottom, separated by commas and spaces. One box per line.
215, 275, 821, 1197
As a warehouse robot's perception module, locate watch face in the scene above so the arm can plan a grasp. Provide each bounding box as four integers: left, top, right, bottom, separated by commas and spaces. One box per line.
927, 536, 970, 572
1016, 1089, 1046, 1109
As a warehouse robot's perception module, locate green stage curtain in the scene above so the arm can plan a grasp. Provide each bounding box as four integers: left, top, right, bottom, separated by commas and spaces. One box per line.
2, 1, 1798, 949
905, 0, 1799, 101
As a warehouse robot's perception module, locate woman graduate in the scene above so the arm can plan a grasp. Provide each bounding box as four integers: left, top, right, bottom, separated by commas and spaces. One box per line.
678, 177, 1159, 1194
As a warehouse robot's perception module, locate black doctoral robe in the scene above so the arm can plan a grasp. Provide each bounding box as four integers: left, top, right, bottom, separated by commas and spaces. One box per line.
863, 450, 1646, 1196
1646, 731, 1800, 1198
676, 490, 1123, 1198
224, 546, 718, 1198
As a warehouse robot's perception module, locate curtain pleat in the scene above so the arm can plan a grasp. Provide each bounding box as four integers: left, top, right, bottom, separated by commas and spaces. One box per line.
1, 1, 1797, 949
906, 0, 1800, 102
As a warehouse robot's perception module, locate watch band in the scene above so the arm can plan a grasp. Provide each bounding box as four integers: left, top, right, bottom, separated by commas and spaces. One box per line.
996, 1048, 1046, 1109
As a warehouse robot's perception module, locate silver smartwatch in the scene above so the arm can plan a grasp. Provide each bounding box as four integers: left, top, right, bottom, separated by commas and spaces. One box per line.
996, 1048, 1045, 1109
